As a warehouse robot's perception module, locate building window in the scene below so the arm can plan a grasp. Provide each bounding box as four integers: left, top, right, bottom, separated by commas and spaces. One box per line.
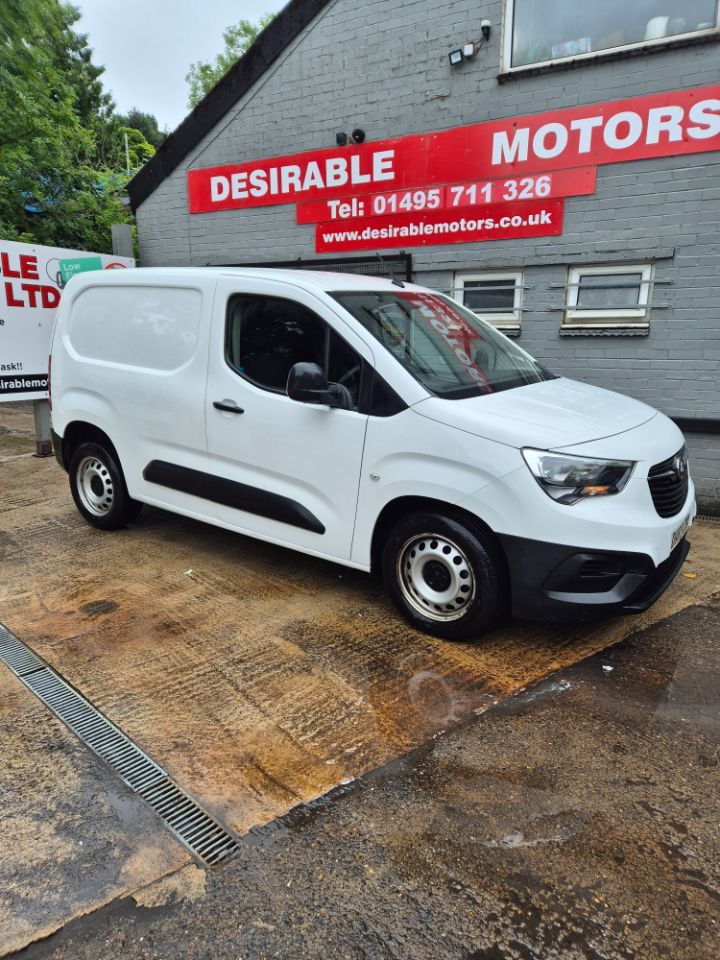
454, 272, 523, 331
564, 264, 653, 328
504, 0, 719, 71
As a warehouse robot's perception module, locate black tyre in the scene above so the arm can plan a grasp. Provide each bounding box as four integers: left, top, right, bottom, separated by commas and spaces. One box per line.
381, 511, 506, 641
68, 441, 142, 530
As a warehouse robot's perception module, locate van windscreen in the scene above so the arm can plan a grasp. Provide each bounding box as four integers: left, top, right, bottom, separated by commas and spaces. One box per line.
331, 290, 553, 399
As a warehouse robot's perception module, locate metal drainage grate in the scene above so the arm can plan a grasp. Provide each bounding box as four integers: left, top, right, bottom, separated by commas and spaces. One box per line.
0, 622, 239, 866
0, 625, 45, 676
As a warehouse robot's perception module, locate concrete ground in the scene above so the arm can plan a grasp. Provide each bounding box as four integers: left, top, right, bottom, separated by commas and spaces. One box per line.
1, 403, 718, 959
0, 402, 36, 459
16, 599, 720, 960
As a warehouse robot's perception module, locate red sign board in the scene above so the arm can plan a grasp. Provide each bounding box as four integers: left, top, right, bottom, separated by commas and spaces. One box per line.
315, 199, 564, 253
188, 85, 720, 214
297, 167, 595, 224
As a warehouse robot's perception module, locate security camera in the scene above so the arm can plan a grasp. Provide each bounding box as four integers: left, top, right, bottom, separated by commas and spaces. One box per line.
336, 131, 348, 146
481, 19, 491, 40
350, 128, 366, 144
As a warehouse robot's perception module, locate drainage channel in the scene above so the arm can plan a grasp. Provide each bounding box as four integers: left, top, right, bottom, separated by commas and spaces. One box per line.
0, 622, 239, 866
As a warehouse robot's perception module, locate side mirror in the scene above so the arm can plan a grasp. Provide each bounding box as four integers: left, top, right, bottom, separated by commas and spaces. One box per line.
473, 347, 493, 371
286, 362, 353, 410
287, 362, 329, 403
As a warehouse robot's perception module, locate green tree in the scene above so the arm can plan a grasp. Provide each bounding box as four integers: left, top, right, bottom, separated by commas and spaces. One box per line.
55, 2, 114, 129
0, 0, 87, 240
186, 13, 276, 109
93, 115, 156, 171
117, 108, 165, 148
0, 0, 152, 253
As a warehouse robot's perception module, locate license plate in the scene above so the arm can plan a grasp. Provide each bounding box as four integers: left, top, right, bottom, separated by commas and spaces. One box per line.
671, 513, 691, 550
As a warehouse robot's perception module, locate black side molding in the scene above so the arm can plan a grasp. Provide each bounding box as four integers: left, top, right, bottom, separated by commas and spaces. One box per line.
143, 461, 325, 535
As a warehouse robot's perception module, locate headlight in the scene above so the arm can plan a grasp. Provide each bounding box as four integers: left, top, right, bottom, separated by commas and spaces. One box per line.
522, 449, 634, 505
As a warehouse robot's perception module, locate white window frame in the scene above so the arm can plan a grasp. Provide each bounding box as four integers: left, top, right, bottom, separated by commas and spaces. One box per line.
564, 263, 653, 328
454, 271, 523, 330
501, 0, 720, 73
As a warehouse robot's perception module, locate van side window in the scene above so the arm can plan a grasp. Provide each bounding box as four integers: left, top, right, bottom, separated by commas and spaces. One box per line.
226, 294, 362, 408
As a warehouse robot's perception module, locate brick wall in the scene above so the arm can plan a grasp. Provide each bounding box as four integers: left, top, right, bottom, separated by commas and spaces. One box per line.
135, 0, 720, 507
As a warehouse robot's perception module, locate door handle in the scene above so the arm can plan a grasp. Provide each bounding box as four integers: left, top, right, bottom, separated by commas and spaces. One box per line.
213, 400, 244, 414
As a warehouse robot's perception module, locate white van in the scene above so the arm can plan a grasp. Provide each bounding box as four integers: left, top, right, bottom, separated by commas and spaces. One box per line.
49, 268, 695, 640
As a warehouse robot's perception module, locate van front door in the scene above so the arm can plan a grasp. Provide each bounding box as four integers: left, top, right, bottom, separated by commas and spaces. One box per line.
204, 278, 373, 562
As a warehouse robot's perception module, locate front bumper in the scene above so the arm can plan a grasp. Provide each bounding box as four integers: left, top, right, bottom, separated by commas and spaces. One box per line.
498, 532, 690, 623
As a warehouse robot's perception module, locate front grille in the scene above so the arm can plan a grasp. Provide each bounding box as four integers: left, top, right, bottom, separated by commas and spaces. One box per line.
648, 446, 689, 518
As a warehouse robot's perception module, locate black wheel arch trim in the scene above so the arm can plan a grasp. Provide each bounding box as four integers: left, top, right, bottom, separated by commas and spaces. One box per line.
54, 422, 122, 473
143, 460, 326, 535
51, 429, 66, 470
370, 496, 504, 574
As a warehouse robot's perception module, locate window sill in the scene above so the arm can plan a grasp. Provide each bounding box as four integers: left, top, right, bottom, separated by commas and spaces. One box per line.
498, 30, 720, 83
560, 325, 649, 337
494, 325, 521, 337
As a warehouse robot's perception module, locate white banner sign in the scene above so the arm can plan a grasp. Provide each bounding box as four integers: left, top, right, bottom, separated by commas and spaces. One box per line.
0, 239, 135, 402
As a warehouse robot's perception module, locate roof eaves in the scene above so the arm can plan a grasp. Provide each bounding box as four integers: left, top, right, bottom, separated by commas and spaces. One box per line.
127, 0, 335, 212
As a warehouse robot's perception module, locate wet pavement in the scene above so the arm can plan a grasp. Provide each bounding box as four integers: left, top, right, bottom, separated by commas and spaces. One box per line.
1, 404, 719, 957
16, 598, 720, 960
0, 669, 185, 955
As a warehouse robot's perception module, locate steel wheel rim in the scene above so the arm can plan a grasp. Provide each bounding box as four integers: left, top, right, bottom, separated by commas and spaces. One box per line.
397, 532, 476, 622
76, 456, 114, 517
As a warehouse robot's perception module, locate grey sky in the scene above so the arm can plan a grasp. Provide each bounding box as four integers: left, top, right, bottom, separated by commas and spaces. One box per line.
75, 0, 283, 133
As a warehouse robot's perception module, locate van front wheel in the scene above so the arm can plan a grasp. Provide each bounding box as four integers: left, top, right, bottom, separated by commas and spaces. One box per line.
69, 442, 142, 530
382, 512, 506, 641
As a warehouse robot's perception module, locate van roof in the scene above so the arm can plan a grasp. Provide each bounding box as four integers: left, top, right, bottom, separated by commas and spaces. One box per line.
67, 266, 428, 294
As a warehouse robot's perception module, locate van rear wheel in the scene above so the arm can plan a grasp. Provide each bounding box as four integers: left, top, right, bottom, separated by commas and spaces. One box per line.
69, 441, 142, 530
382, 511, 506, 641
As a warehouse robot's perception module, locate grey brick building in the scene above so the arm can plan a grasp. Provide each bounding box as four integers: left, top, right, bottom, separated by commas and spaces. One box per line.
128, 0, 720, 510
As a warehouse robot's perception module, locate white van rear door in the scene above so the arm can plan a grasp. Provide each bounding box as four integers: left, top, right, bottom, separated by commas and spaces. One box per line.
203, 277, 374, 562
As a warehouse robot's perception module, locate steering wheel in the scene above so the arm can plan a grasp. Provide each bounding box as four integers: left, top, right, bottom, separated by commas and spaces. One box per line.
337, 363, 362, 397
